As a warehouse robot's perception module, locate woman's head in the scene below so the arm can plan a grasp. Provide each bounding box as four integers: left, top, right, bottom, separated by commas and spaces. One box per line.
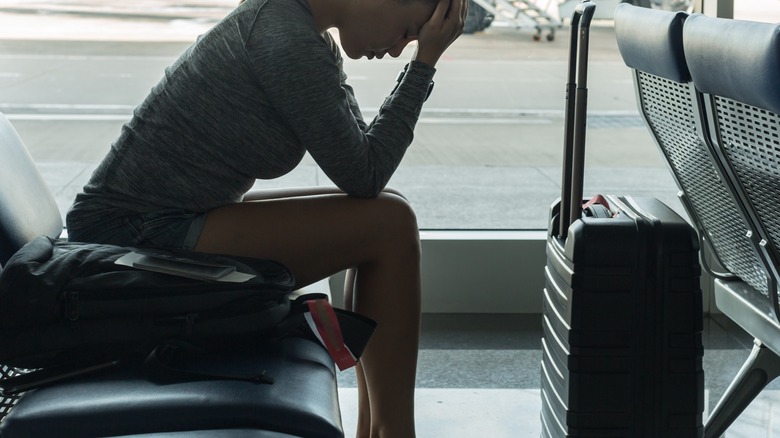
335, 0, 439, 60
242, 0, 440, 61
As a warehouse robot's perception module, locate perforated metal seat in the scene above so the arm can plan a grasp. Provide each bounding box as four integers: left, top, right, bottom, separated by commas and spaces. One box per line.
682, 14, 780, 437
615, 4, 768, 296
615, 5, 780, 436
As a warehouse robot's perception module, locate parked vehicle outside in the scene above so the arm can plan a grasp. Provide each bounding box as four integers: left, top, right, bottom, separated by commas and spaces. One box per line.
465, 0, 692, 35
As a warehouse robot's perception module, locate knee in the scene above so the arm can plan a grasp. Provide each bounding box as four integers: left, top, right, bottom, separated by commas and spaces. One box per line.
372, 192, 420, 253
377, 191, 418, 230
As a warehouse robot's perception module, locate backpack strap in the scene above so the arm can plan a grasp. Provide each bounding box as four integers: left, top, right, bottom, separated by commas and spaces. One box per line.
0, 359, 120, 396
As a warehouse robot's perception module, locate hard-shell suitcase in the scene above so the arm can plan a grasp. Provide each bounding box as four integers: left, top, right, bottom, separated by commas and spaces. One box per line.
539, 2, 705, 436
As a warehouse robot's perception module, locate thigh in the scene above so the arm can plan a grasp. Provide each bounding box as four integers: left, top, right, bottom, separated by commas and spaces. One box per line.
243, 186, 408, 201
194, 191, 419, 288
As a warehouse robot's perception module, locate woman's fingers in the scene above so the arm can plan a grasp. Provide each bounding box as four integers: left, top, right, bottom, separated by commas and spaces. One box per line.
443, 0, 466, 38
437, 0, 452, 22
414, 0, 467, 66
423, 0, 451, 31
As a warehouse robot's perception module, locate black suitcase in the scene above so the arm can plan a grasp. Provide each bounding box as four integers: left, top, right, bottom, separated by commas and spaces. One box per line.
539, 2, 704, 436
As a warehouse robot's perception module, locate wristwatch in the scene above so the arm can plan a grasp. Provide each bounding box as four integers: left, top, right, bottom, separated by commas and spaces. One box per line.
392, 63, 435, 101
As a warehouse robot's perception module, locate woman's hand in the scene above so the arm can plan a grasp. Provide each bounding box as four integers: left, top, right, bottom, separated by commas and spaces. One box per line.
413, 0, 467, 67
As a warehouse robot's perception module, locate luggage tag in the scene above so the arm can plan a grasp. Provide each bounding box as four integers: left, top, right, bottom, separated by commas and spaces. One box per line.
304, 299, 358, 371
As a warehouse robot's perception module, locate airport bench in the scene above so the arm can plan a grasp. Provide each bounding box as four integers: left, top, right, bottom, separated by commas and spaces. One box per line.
0, 112, 344, 437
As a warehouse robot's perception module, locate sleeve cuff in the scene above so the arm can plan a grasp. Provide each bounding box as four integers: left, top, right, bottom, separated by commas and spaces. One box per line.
395, 61, 436, 101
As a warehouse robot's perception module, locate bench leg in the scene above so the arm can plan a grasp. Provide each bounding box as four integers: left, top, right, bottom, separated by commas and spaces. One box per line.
705, 339, 780, 437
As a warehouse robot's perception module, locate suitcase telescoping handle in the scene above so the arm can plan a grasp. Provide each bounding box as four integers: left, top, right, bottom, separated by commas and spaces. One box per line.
558, 0, 596, 239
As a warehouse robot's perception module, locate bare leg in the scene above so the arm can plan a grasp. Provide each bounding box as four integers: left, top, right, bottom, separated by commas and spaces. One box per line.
344, 268, 372, 438
194, 189, 420, 438
242, 186, 349, 202
243, 186, 409, 202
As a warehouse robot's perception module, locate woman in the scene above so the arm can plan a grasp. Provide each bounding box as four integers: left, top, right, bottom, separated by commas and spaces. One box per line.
66, 0, 466, 436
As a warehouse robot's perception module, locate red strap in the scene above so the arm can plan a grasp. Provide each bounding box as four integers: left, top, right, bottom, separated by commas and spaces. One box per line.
582, 194, 611, 211
305, 299, 357, 371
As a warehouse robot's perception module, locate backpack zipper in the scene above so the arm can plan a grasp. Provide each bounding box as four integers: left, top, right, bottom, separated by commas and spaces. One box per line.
66, 291, 79, 321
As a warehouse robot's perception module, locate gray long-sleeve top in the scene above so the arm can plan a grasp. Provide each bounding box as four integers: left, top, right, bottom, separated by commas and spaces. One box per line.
66, 0, 435, 233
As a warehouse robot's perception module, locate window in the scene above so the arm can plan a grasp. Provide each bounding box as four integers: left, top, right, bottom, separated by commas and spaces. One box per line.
0, 0, 688, 231
2, 0, 776, 313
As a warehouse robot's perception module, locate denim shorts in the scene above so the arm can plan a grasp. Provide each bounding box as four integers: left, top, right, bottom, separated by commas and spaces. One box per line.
68, 209, 206, 251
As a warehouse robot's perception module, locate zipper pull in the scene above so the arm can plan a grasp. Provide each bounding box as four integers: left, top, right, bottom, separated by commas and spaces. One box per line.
184, 313, 198, 336
66, 291, 79, 321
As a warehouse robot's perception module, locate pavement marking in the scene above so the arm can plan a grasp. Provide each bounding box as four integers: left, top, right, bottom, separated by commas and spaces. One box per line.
0, 54, 178, 61
418, 117, 552, 125
6, 113, 553, 124
1, 104, 641, 127
0, 103, 135, 111
5, 114, 131, 121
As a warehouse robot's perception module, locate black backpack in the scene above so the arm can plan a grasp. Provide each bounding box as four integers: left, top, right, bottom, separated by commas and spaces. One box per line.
0, 236, 374, 383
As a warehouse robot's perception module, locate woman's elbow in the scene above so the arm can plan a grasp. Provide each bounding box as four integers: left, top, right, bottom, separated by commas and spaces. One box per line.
340, 176, 387, 199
